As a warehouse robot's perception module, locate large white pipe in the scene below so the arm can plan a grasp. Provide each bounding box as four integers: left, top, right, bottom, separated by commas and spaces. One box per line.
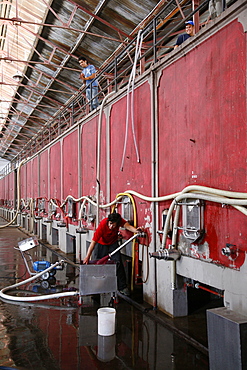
161, 192, 247, 250
59, 186, 247, 216
158, 189, 247, 289
181, 185, 247, 199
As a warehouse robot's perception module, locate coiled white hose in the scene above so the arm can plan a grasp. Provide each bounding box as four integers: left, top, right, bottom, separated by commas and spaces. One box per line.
0, 260, 79, 302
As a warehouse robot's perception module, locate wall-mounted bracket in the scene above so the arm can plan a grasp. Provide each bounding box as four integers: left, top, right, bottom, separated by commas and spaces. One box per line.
181, 198, 204, 242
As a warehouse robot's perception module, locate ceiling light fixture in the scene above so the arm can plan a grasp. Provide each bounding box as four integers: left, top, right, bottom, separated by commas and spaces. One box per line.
13, 22, 22, 82
12, 72, 23, 81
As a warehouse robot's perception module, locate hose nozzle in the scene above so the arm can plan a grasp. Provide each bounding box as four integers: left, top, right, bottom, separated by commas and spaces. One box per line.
137, 231, 146, 238
149, 249, 181, 261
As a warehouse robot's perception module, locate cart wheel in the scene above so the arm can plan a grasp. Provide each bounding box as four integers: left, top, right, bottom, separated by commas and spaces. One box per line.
41, 271, 50, 280
49, 269, 56, 276
41, 280, 50, 289
48, 276, 56, 285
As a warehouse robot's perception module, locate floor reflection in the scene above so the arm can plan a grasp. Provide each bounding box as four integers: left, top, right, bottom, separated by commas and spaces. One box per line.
0, 226, 209, 369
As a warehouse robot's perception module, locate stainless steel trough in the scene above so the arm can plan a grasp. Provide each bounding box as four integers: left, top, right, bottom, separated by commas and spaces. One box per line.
79, 263, 117, 296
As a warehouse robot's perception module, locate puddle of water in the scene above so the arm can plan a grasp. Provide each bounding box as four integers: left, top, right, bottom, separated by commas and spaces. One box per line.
0, 232, 209, 370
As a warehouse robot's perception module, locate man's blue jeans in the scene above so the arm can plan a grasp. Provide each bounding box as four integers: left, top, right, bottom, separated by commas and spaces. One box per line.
86, 86, 99, 111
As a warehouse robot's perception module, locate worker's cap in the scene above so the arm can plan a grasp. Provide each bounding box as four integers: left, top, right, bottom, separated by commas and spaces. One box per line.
185, 20, 194, 26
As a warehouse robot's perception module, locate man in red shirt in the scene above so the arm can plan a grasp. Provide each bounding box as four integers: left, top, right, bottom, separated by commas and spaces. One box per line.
83, 213, 142, 296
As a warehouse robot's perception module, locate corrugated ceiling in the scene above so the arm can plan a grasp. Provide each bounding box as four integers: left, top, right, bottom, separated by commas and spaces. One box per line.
0, 0, 167, 161
0, 0, 209, 162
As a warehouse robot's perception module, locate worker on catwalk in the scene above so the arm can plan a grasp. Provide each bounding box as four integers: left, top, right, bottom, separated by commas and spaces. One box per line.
83, 212, 143, 296
174, 20, 195, 48
78, 55, 99, 111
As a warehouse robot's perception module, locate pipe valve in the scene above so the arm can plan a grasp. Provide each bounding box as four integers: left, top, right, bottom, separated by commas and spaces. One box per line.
221, 243, 237, 260
76, 227, 88, 234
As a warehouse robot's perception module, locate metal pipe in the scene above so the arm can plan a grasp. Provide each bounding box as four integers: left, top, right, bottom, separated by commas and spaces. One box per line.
170, 204, 181, 289
186, 282, 224, 298
109, 233, 143, 258
95, 232, 143, 265
150, 248, 181, 261
151, 69, 158, 308
170, 261, 176, 290
195, 283, 224, 297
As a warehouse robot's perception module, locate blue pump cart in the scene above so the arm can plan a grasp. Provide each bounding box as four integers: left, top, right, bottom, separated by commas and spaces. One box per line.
17, 237, 63, 280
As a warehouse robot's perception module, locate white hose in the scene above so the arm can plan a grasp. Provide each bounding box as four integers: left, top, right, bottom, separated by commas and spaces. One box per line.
120, 30, 143, 171
171, 204, 181, 246
62, 194, 121, 212
0, 260, 79, 302
124, 189, 181, 202
96, 91, 116, 226
160, 189, 247, 290
181, 185, 247, 199
161, 199, 176, 249
78, 197, 87, 220
176, 192, 247, 206
131, 31, 143, 164
161, 192, 247, 249
63, 186, 247, 208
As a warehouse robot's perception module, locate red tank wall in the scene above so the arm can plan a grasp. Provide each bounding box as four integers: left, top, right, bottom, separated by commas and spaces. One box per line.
26, 161, 32, 199
110, 84, 152, 224
81, 118, 97, 197
50, 142, 61, 200
40, 150, 49, 199
31, 156, 39, 198
20, 161, 27, 200
8, 171, 15, 206
0, 19, 246, 269
98, 111, 107, 204
62, 131, 78, 199
158, 19, 246, 267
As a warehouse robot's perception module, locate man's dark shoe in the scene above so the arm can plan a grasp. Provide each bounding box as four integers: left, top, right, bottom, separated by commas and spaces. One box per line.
119, 287, 130, 296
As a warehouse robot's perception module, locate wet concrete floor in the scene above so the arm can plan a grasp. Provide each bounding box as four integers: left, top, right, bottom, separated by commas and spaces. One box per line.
0, 220, 211, 370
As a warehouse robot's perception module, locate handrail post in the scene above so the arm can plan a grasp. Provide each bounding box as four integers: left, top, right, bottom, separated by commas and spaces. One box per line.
153, 18, 157, 64
192, 0, 200, 33
114, 57, 118, 93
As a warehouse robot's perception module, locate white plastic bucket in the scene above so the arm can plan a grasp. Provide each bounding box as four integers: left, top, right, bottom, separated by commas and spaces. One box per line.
97, 307, 116, 336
